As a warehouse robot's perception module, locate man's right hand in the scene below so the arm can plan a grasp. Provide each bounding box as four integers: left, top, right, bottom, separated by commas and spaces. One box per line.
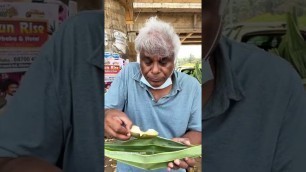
104, 109, 133, 140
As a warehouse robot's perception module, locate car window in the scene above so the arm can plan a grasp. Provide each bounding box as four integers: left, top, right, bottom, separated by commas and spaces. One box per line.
181, 68, 194, 75
243, 34, 283, 50
242, 32, 306, 51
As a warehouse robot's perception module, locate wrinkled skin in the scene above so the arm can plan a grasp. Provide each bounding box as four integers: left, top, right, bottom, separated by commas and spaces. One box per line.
139, 51, 175, 88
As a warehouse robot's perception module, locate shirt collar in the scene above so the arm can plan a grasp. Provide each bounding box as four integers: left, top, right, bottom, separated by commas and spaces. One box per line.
203, 37, 245, 120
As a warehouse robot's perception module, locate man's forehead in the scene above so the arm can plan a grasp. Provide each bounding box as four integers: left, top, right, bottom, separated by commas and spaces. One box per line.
140, 51, 174, 58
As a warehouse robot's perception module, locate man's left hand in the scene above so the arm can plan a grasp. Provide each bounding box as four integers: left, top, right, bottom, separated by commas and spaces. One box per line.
167, 138, 196, 171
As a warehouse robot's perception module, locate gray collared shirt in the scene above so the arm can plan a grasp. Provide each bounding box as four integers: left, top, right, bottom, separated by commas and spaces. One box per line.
203, 37, 306, 172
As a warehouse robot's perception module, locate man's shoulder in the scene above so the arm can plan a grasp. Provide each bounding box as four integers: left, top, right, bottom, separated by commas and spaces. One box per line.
224, 38, 297, 80
119, 62, 141, 78
65, 10, 103, 26
123, 62, 140, 71
52, 10, 103, 38
223, 37, 302, 95
175, 71, 200, 88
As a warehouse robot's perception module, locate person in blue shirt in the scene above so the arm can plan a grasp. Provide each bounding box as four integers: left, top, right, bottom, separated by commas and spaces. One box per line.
0, 0, 305, 172
104, 17, 202, 172
203, 0, 306, 172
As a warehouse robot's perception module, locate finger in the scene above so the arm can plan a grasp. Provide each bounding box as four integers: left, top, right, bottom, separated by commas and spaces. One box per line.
174, 159, 188, 169
105, 114, 121, 128
124, 118, 133, 133
104, 125, 117, 138
172, 138, 191, 146
176, 159, 189, 169
112, 116, 132, 137
181, 139, 191, 146
105, 125, 130, 140
167, 162, 179, 170
112, 124, 130, 136
116, 116, 133, 132
167, 162, 174, 169
184, 157, 196, 167
112, 116, 126, 128
115, 133, 131, 140
108, 117, 129, 135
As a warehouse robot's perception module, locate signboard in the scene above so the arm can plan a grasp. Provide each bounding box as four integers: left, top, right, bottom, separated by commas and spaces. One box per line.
0, 1, 72, 112
0, 2, 61, 73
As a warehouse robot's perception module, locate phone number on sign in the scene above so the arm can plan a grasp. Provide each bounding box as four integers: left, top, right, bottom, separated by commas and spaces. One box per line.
14, 56, 35, 62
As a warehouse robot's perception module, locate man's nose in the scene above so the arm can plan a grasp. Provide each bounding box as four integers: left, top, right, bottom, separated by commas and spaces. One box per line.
151, 63, 160, 74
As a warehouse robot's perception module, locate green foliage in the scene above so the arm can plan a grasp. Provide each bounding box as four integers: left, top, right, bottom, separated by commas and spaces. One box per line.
176, 57, 201, 67
223, 0, 306, 27
272, 8, 306, 78
105, 137, 201, 170
246, 13, 287, 22
298, 16, 306, 27
245, 13, 306, 27
192, 62, 202, 84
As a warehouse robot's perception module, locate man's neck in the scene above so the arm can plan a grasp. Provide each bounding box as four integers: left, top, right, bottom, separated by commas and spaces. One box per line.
202, 57, 216, 108
149, 85, 172, 102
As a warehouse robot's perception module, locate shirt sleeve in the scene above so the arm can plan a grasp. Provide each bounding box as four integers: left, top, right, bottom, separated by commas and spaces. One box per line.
271, 69, 306, 172
187, 81, 202, 132
104, 65, 128, 111
0, 35, 64, 165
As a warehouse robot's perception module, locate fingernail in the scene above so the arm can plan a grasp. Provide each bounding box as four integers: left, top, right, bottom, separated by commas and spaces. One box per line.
174, 159, 180, 165
169, 162, 174, 168
186, 140, 191, 145
184, 157, 189, 161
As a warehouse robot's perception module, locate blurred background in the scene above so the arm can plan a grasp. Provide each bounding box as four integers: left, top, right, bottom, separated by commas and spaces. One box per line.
1, 0, 305, 172
223, 0, 306, 89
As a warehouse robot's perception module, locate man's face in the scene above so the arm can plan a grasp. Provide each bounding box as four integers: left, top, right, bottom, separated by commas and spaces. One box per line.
140, 51, 174, 88
6, 84, 18, 96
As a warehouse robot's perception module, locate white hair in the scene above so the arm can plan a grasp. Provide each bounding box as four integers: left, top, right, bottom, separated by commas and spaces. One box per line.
135, 16, 181, 59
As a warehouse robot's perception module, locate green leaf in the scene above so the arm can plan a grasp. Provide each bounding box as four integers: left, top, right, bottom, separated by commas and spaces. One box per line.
192, 62, 202, 83
104, 137, 202, 170
276, 7, 306, 78
105, 137, 188, 154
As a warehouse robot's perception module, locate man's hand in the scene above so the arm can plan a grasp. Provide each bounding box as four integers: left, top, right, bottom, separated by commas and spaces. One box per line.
104, 109, 132, 140
167, 138, 196, 171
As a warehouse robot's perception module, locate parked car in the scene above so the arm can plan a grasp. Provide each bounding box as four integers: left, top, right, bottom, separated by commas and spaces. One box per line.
224, 22, 306, 51
176, 66, 197, 75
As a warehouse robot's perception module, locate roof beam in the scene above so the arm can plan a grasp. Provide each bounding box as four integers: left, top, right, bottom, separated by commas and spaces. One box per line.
133, 8, 201, 13
133, 0, 201, 3
180, 33, 193, 43
118, 0, 134, 24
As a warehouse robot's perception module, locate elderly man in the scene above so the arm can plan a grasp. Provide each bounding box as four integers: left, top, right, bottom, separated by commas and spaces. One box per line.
203, 0, 306, 172
104, 17, 201, 172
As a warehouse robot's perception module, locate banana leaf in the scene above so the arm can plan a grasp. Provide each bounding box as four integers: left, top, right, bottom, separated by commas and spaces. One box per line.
276, 8, 306, 78
192, 62, 202, 83
105, 136, 202, 170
